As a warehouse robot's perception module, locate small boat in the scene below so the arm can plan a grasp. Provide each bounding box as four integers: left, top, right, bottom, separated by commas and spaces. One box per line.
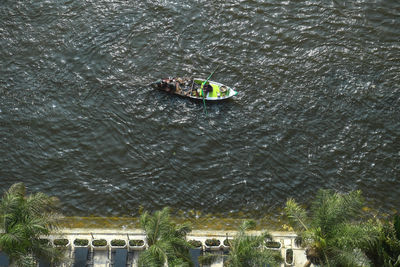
151, 77, 238, 100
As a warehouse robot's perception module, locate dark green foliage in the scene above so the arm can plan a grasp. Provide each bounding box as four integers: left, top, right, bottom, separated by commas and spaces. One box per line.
138, 207, 193, 267
395, 215, 400, 240
224, 220, 282, 267
92, 239, 107, 247
364, 214, 400, 267
285, 249, 293, 264
53, 239, 69, 246
285, 189, 379, 266
111, 239, 126, 247
200, 220, 283, 267
0, 183, 64, 266
39, 239, 50, 245
205, 238, 220, 247
74, 239, 89, 246
129, 239, 144, 246
188, 240, 202, 248
265, 241, 281, 249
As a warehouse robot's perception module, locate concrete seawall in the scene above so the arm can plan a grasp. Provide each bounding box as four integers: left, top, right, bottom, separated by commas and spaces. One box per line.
44, 228, 308, 267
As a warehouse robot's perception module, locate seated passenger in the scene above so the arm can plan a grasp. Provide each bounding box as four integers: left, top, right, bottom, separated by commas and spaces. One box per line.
167, 82, 176, 93
159, 79, 176, 93
203, 82, 213, 94
197, 82, 213, 97
175, 78, 183, 94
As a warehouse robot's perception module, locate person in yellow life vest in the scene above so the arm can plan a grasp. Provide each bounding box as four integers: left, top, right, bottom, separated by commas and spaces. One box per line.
198, 82, 209, 97
198, 82, 221, 98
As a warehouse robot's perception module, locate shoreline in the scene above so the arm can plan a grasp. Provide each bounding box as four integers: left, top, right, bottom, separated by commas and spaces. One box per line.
60, 215, 290, 231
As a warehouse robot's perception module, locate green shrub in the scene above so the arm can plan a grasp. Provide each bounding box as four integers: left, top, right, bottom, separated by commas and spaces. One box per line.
129, 239, 144, 246
286, 249, 293, 264
265, 241, 281, 249
92, 239, 107, 247
111, 239, 126, 247
74, 239, 89, 246
205, 238, 220, 246
39, 239, 50, 245
54, 239, 69, 246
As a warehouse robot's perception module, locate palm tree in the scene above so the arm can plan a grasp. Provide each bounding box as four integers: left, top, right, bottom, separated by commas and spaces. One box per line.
0, 182, 63, 266
138, 207, 193, 267
285, 189, 378, 267
224, 220, 283, 267
199, 220, 283, 267
364, 214, 400, 266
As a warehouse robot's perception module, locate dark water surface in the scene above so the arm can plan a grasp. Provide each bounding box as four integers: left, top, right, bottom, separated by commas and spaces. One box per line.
1, 0, 399, 219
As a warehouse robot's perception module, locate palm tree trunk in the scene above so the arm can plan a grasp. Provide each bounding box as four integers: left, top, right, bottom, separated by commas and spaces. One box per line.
303, 260, 312, 267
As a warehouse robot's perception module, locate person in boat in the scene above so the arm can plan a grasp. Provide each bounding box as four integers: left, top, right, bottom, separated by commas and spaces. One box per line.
198, 82, 213, 97
175, 78, 183, 94
159, 77, 188, 94
159, 78, 176, 93
203, 82, 213, 94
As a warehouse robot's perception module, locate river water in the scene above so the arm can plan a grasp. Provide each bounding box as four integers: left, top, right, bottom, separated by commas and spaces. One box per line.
1, 0, 399, 220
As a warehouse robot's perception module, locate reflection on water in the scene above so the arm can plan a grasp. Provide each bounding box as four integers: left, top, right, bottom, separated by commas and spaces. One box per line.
0, 0, 399, 220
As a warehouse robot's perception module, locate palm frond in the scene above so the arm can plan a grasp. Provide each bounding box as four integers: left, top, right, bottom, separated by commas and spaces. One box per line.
251, 249, 283, 267
169, 258, 191, 267
31, 239, 65, 265
174, 222, 192, 238
394, 255, 400, 267
260, 231, 272, 241
0, 183, 62, 265
332, 221, 379, 250
0, 192, 24, 230
363, 216, 400, 266
328, 246, 370, 267
394, 215, 400, 241
138, 207, 192, 266
138, 244, 167, 267
8, 183, 26, 197
223, 220, 283, 267
311, 190, 363, 235
284, 189, 375, 266
12, 252, 36, 267
285, 198, 309, 231
239, 220, 256, 232
26, 192, 59, 215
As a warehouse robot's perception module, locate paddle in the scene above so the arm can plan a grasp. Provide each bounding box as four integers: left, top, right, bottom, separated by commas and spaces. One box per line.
201, 67, 219, 115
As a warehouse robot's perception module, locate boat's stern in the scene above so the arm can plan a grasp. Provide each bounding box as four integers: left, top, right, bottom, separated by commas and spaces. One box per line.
150, 79, 163, 89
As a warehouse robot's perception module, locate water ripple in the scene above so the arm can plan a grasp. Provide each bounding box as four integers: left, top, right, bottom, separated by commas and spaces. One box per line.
1, 0, 399, 219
